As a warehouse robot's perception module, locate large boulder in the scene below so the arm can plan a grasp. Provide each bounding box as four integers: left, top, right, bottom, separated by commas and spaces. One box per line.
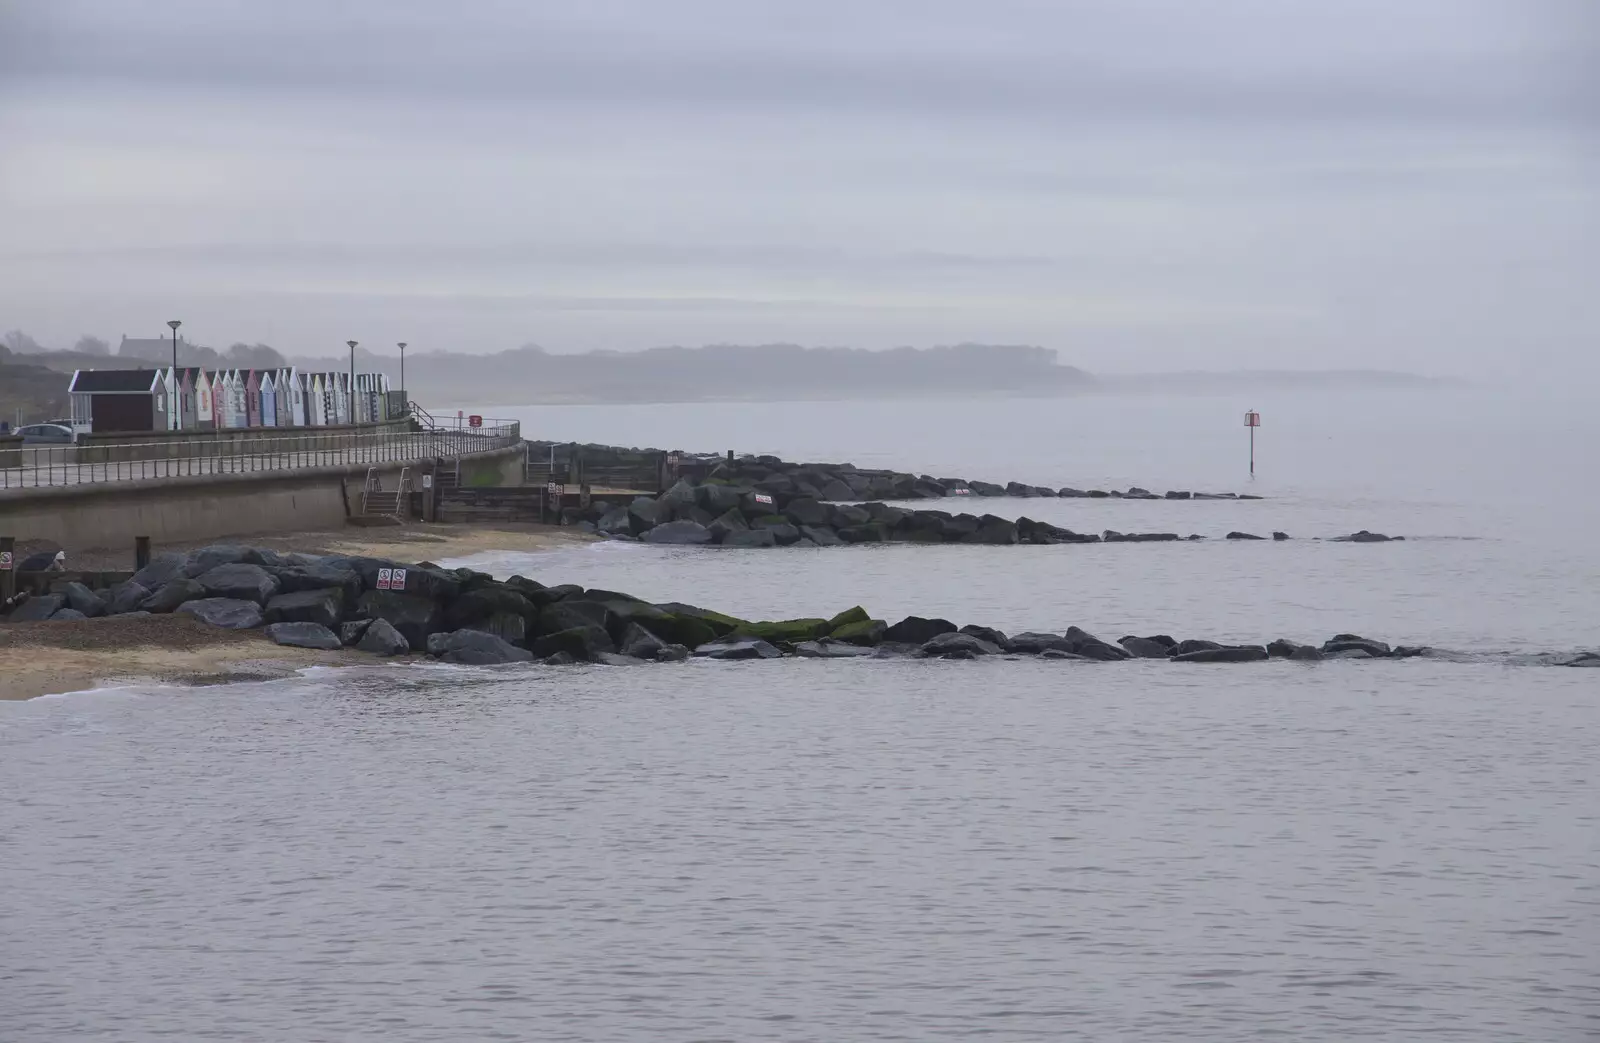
883, 616, 957, 645
697, 483, 746, 515
1119, 636, 1172, 659
627, 496, 666, 532
1333, 530, 1400, 543
263, 587, 344, 629
1322, 635, 1392, 657
959, 625, 1012, 651
355, 617, 410, 655
195, 563, 280, 605
50, 608, 88, 622
918, 632, 1002, 657
694, 636, 784, 660
782, 497, 830, 528
837, 524, 888, 544
1170, 645, 1270, 663
818, 479, 856, 502
444, 586, 536, 630
1064, 626, 1131, 661
721, 528, 777, 549
57, 581, 107, 618
140, 577, 208, 613
596, 505, 635, 536
658, 479, 700, 518
322, 556, 461, 601
829, 504, 872, 528
800, 525, 843, 547
129, 552, 189, 592
1226, 531, 1265, 541
641, 520, 714, 546
794, 638, 875, 658
618, 622, 669, 659
737, 618, 830, 643
966, 515, 1019, 545
830, 619, 888, 646
267, 565, 363, 605
1174, 638, 1222, 655
264, 621, 343, 650
105, 580, 152, 615
529, 625, 615, 661
750, 518, 802, 545
7, 594, 64, 622
429, 629, 534, 665
182, 545, 263, 577
176, 598, 264, 629
708, 508, 748, 541
1008, 632, 1076, 655
826, 606, 871, 631
354, 590, 441, 651
467, 611, 527, 647
340, 618, 373, 646
654, 602, 748, 637
537, 599, 611, 636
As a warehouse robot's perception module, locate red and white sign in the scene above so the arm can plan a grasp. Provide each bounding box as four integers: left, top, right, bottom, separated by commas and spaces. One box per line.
391, 569, 407, 590
950, 488, 972, 496
468, 415, 483, 428
1244, 411, 1261, 427
376, 567, 393, 590
753, 493, 774, 505
0, 551, 11, 571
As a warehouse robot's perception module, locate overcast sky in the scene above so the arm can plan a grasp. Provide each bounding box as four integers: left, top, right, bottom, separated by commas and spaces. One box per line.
1, 0, 1595, 372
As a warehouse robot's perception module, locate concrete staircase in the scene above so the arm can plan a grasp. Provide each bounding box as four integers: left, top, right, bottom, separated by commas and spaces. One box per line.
349, 467, 412, 527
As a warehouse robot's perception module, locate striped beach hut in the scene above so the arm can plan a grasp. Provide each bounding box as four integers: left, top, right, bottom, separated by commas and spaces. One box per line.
259, 371, 278, 427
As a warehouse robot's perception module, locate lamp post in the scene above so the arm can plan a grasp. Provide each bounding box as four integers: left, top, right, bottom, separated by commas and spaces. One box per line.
397, 342, 406, 405
167, 320, 182, 430
347, 340, 357, 423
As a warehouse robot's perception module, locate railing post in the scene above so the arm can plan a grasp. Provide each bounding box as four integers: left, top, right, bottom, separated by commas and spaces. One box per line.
0, 535, 15, 603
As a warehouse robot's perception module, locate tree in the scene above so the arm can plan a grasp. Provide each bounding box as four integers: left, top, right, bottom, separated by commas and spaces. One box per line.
3, 330, 45, 354
74, 335, 110, 356
225, 342, 286, 369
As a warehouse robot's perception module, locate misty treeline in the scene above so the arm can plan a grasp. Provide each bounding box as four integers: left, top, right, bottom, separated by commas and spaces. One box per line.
292, 343, 1094, 403
1, 330, 287, 370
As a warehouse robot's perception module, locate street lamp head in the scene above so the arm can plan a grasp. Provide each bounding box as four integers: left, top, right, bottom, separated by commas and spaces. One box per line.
347, 340, 358, 349
398, 342, 406, 350
167, 320, 182, 330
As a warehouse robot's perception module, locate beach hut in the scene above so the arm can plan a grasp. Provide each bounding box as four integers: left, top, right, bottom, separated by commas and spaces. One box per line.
195, 369, 214, 431
313, 373, 331, 426
275, 369, 295, 427
259, 372, 278, 427
245, 371, 262, 427
290, 373, 309, 426
67, 369, 166, 433
224, 370, 248, 428
212, 372, 227, 429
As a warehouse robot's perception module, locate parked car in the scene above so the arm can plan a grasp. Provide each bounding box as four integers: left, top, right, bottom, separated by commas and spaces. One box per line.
17, 423, 75, 444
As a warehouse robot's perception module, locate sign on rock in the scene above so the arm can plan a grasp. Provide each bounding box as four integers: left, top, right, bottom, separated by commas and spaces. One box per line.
377, 567, 393, 590
391, 569, 406, 590
0, 551, 11, 571
754, 493, 774, 505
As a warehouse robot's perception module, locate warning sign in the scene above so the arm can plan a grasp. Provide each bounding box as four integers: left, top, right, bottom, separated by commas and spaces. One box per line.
376, 567, 393, 590
391, 569, 407, 590
753, 493, 774, 505
0, 551, 11, 571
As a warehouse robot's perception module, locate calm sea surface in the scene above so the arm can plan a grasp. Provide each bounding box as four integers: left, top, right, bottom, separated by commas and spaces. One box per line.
5, 390, 1598, 1041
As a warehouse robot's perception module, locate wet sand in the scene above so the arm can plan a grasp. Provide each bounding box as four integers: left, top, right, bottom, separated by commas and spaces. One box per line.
19, 522, 595, 573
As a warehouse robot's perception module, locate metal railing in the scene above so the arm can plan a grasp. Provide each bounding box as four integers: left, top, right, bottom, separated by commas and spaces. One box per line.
0, 420, 521, 490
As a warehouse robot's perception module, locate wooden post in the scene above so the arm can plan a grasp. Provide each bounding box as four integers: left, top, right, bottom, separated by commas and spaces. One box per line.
135, 536, 151, 571
422, 468, 438, 522
0, 536, 14, 603
726, 449, 734, 463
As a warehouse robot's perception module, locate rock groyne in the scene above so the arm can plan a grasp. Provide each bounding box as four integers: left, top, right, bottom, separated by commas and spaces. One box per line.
5, 543, 1591, 669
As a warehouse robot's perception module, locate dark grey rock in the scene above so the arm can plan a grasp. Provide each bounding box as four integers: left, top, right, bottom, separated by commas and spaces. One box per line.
799, 525, 843, 547
967, 515, 1019, 545
49, 608, 88, 621
618, 622, 668, 659
829, 504, 872, 528
817, 479, 856, 502
708, 508, 748, 541
1267, 638, 1315, 658
595, 652, 651, 666
596, 506, 634, 536
467, 611, 527, 647
655, 644, 691, 663
105, 581, 152, 615
1164, 491, 1192, 500
694, 636, 784, 660
445, 586, 535, 630
641, 520, 715, 545
1064, 626, 1132, 660
1322, 635, 1392, 657
1272, 532, 1291, 541
340, 619, 373, 646
1226, 531, 1265, 540
543, 651, 578, 665
182, 544, 263, 577
1174, 639, 1223, 655
698, 483, 746, 515
793, 639, 875, 658
529, 625, 615, 662
1009, 632, 1076, 655
1170, 645, 1270, 663
263, 587, 344, 629
1041, 649, 1095, 660
140, 577, 208, 613
1119, 636, 1172, 659
919, 632, 1003, 657
195, 563, 280, 605
354, 590, 441, 651
721, 528, 777, 549
1326, 647, 1379, 660
658, 479, 700, 517
176, 598, 264, 629
1333, 530, 1399, 543
58, 581, 107, 618
267, 565, 363, 605
883, 616, 957, 645
783, 497, 830, 528
751, 520, 802, 545
959, 625, 1011, 651
537, 600, 611, 636
264, 621, 343, 650
356, 617, 411, 655
129, 552, 189, 592
431, 629, 534, 664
